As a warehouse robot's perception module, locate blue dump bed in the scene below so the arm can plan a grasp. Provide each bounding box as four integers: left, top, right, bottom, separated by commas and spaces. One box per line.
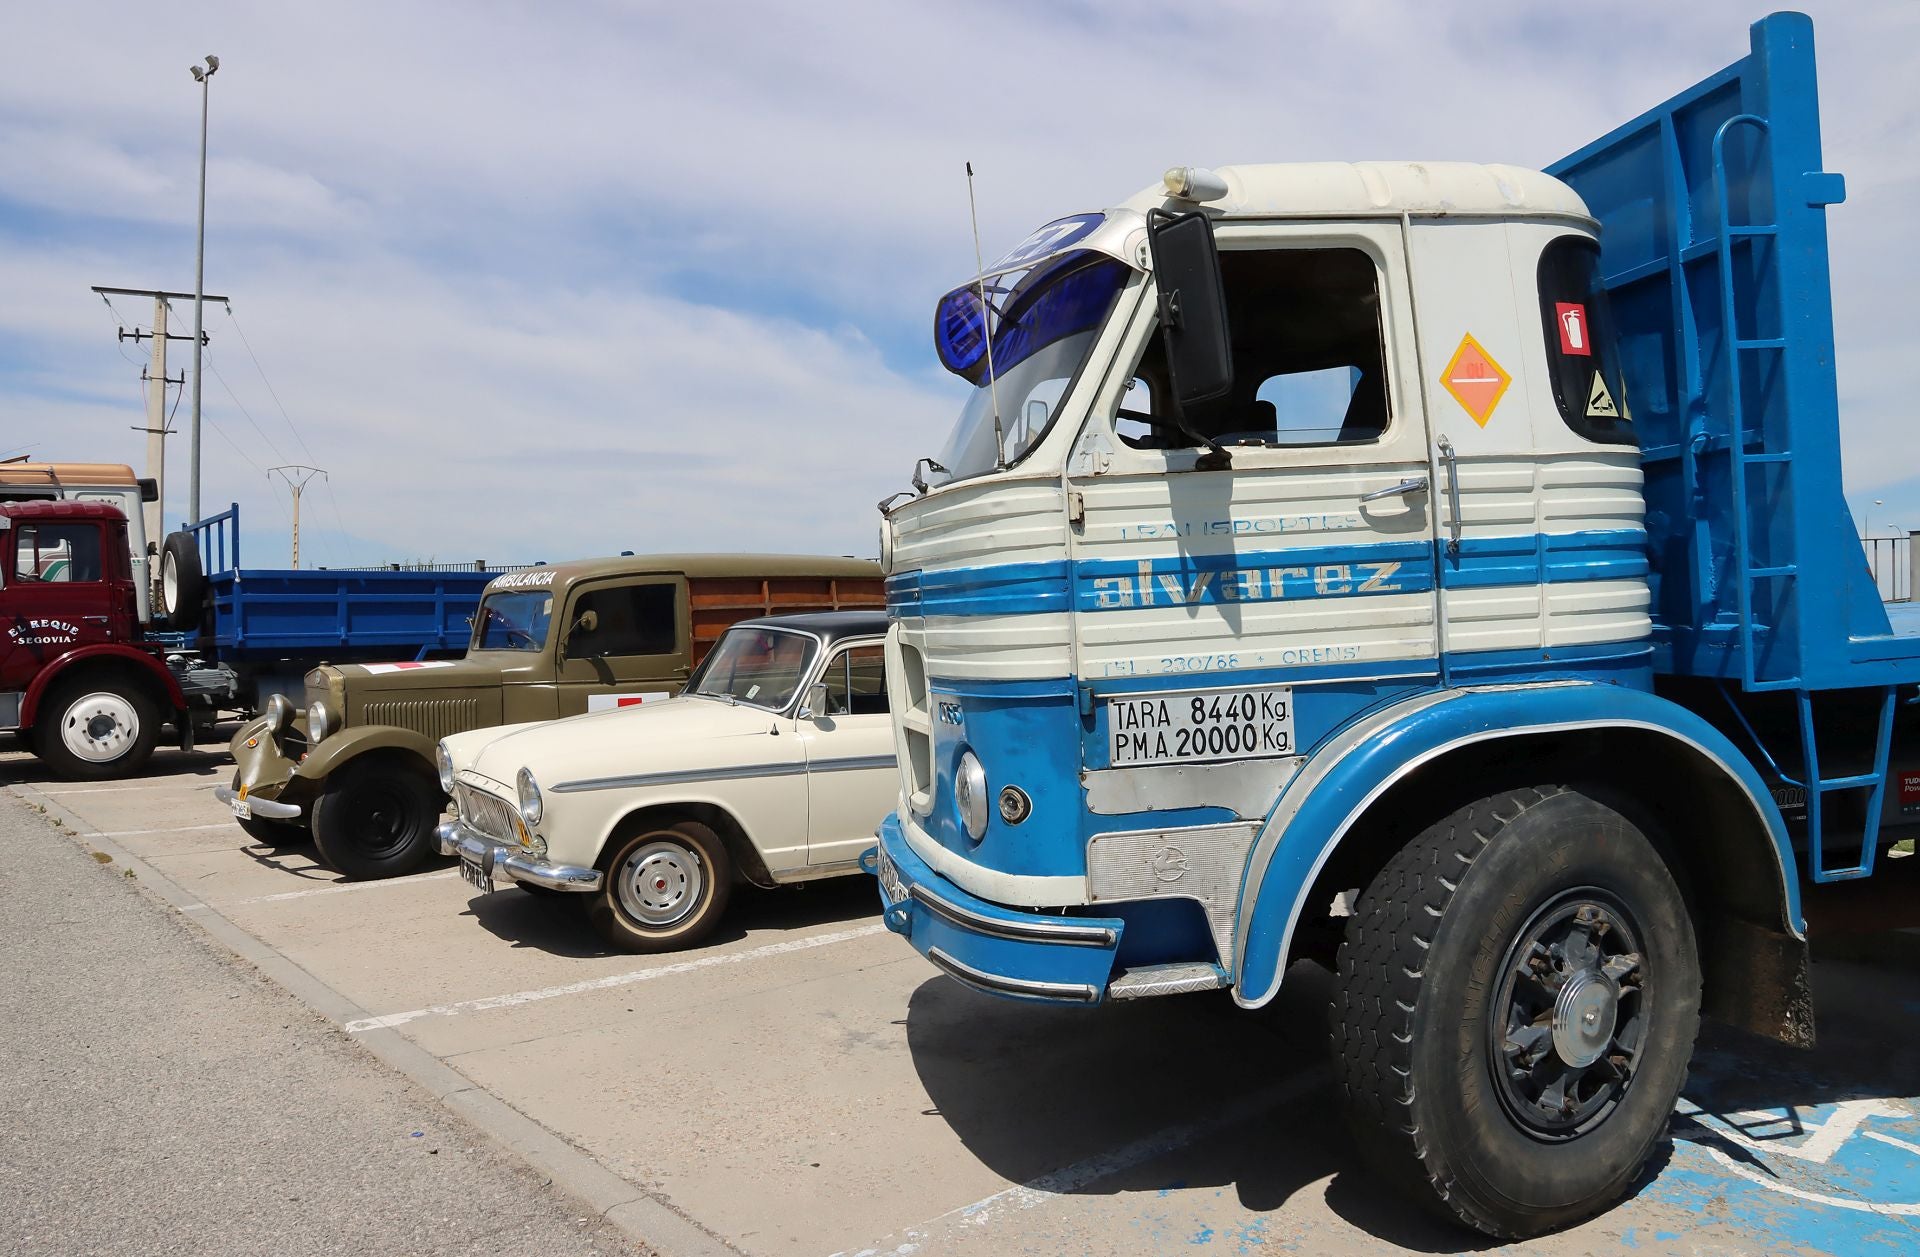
1550, 11, 1920, 695
189, 504, 498, 661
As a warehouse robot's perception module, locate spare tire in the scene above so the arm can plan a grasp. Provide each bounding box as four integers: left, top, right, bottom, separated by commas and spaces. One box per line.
159, 531, 206, 631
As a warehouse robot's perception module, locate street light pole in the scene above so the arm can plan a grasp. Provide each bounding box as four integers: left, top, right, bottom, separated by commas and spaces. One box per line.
188, 53, 219, 526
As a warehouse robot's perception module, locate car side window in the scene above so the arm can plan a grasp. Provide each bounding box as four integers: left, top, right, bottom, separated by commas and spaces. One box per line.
816, 643, 888, 716
568, 582, 679, 658
11, 522, 102, 583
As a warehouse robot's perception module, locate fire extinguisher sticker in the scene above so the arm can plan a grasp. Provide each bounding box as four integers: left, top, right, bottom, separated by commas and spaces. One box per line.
1555, 302, 1591, 356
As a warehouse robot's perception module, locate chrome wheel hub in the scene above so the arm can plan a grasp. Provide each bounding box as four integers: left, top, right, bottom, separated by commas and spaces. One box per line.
62, 693, 139, 763
616, 839, 703, 928
1551, 967, 1621, 1069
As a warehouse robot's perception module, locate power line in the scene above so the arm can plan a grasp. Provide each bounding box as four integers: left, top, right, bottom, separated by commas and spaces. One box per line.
222, 303, 317, 462
202, 348, 291, 464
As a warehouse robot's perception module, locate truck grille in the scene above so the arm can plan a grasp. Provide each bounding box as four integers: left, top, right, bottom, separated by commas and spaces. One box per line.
455, 781, 522, 845
887, 631, 933, 816
363, 698, 482, 740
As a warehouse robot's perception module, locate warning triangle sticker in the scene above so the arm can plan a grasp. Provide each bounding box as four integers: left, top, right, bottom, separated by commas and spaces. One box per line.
1586, 371, 1619, 419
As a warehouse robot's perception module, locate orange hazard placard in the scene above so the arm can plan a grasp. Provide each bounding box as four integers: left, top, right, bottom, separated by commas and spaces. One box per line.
1440, 333, 1511, 427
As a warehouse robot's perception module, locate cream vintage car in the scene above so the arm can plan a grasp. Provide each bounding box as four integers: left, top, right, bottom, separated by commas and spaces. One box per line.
434, 611, 894, 951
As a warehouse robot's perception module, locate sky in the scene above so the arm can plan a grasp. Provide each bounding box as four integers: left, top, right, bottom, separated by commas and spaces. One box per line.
2, 1, 1917, 569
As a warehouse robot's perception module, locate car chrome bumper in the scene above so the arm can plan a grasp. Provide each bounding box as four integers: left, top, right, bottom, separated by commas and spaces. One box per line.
434, 820, 602, 892
214, 784, 302, 820
864, 814, 1123, 1005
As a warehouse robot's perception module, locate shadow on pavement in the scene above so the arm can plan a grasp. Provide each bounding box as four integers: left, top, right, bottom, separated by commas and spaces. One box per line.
905, 946, 1920, 1252
460, 869, 881, 958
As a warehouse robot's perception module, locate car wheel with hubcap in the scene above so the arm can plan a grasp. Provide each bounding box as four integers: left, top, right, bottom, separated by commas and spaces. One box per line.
585, 819, 732, 953
311, 761, 441, 880
35, 675, 160, 780
1331, 785, 1700, 1238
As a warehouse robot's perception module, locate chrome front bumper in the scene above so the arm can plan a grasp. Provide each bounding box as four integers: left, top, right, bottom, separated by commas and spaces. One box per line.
434, 819, 602, 892
214, 784, 302, 821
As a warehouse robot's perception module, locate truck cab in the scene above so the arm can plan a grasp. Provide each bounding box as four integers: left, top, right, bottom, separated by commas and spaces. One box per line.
870, 11, 1910, 1238
0, 461, 159, 622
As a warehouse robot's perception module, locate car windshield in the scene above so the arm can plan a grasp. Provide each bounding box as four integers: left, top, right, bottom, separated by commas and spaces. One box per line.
931, 250, 1133, 483
686, 626, 818, 711
471, 590, 554, 652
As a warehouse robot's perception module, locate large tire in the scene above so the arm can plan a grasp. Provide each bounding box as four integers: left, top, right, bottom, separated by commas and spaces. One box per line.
310, 761, 441, 880
1332, 786, 1700, 1238
584, 819, 732, 953
33, 674, 161, 780
159, 531, 206, 632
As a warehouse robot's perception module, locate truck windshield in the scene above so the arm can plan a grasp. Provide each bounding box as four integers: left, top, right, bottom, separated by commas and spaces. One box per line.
472, 591, 553, 651
931, 251, 1132, 483
686, 626, 817, 712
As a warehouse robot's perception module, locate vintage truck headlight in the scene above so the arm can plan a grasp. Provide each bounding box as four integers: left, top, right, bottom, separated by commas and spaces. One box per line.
955, 750, 989, 841
307, 699, 335, 744
436, 741, 456, 795
263, 692, 294, 734
517, 766, 543, 827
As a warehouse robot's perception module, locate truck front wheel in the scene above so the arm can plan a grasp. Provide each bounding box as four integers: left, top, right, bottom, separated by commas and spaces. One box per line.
1331, 785, 1700, 1237
34, 675, 161, 780
311, 761, 441, 880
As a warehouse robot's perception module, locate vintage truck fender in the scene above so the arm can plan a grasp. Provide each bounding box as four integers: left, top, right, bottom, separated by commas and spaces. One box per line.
293, 723, 439, 784
1231, 681, 1800, 1009
21, 643, 188, 725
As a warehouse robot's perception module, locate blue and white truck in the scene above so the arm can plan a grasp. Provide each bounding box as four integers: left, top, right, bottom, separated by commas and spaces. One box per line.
866, 11, 1908, 1237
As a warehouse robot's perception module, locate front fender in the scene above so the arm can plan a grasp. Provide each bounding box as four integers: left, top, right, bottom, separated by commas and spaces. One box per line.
21, 644, 187, 724
1232, 683, 1799, 1008
294, 723, 438, 783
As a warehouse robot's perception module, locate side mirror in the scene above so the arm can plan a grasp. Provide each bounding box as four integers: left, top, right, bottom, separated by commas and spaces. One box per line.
1147, 208, 1233, 410
799, 683, 830, 721
557, 608, 599, 662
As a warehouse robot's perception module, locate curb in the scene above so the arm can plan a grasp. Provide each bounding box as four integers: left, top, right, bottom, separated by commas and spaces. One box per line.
9, 781, 742, 1257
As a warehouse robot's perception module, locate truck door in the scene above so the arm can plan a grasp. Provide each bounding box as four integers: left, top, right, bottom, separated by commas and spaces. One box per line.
552, 576, 689, 715
0, 519, 115, 696
1077, 221, 1441, 728
798, 640, 896, 867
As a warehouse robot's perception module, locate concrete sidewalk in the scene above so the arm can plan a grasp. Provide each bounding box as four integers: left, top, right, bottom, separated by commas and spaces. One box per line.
0, 791, 645, 1257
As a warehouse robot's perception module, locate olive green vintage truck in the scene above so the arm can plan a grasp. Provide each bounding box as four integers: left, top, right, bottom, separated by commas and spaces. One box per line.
219, 553, 883, 878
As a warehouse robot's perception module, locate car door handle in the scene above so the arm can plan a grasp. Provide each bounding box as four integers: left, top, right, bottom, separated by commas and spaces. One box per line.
1360, 476, 1429, 503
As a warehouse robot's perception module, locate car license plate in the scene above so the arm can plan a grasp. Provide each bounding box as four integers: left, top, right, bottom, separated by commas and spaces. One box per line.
229, 795, 251, 819
1107, 685, 1294, 767
876, 846, 907, 905
460, 855, 491, 892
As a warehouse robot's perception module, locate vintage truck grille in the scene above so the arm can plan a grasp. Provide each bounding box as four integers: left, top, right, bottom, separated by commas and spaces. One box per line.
362, 698, 481, 740
455, 781, 521, 845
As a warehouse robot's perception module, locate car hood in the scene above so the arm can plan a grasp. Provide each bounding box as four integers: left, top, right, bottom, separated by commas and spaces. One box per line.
460, 695, 786, 792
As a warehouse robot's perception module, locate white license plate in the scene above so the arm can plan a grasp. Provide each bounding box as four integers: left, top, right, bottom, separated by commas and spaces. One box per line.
228, 795, 251, 819
460, 855, 491, 892
1107, 686, 1294, 767
876, 846, 907, 905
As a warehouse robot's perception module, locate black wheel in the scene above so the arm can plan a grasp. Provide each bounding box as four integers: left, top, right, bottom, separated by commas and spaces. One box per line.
1331, 786, 1700, 1238
310, 760, 442, 880
584, 819, 732, 953
32, 674, 161, 780
159, 531, 206, 631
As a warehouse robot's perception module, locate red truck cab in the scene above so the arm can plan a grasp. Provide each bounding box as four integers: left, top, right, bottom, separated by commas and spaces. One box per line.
1, 500, 187, 778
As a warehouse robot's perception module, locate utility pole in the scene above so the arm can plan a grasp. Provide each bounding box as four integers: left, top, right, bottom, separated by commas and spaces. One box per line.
189, 53, 220, 526
91, 285, 227, 542
267, 464, 325, 569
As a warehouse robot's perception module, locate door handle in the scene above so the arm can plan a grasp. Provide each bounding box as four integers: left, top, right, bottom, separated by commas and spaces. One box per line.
1360, 476, 1429, 503
1437, 436, 1462, 558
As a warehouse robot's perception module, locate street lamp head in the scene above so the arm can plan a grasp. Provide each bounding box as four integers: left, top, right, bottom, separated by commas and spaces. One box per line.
204, 54, 219, 73
190, 65, 205, 81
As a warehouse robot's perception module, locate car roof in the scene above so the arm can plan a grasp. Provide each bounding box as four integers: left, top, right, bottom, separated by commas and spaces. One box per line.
0, 499, 127, 522
485, 552, 882, 591
732, 609, 890, 646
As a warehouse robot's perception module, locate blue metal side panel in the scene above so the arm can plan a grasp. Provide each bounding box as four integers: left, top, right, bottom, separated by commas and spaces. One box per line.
1233, 683, 1802, 1005
1548, 12, 1914, 692
209, 568, 496, 659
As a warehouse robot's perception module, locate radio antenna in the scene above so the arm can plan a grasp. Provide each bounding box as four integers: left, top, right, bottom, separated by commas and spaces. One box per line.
966, 161, 1006, 469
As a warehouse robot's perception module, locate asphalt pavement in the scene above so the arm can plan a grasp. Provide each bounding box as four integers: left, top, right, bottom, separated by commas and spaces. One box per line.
0, 788, 646, 1257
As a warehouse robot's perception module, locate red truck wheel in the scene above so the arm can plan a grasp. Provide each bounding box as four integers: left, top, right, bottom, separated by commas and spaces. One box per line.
33, 675, 161, 780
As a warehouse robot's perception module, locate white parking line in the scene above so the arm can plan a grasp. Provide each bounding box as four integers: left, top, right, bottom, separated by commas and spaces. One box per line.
97, 822, 235, 838
832, 1071, 1323, 1257
38, 781, 216, 795
183, 869, 462, 911
345, 922, 887, 1033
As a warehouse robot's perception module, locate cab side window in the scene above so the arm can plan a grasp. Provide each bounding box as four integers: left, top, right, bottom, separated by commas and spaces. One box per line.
11, 523, 103, 583
816, 644, 888, 716
568, 583, 678, 658
1537, 236, 1634, 445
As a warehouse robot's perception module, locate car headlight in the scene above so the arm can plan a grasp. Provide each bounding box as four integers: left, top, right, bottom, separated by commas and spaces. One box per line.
436, 741, 456, 795
955, 750, 989, 842
263, 692, 293, 734
307, 699, 335, 744
517, 766, 543, 827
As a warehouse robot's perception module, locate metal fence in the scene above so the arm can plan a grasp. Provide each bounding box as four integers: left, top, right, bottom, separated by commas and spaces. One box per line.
314, 560, 543, 574
1864, 533, 1914, 603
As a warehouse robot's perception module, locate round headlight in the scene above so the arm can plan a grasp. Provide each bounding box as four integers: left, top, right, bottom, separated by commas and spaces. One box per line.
307, 699, 335, 744
517, 766, 543, 827
436, 741, 456, 795
955, 750, 989, 842
263, 692, 293, 734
